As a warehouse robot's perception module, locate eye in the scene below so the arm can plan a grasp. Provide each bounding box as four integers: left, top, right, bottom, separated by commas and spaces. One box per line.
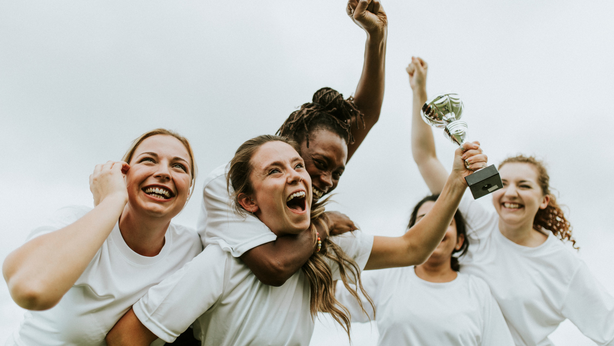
501, 181, 508, 187
332, 171, 343, 180
295, 162, 305, 170
313, 159, 326, 170
139, 157, 155, 164
519, 184, 531, 189
173, 163, 188, 172
268, 168, 281, 175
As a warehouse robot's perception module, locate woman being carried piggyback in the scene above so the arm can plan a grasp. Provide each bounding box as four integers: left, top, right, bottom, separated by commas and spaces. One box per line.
407, 56, 614, 346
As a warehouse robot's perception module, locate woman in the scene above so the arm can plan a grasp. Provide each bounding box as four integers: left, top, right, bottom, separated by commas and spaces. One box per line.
106, 133, 487, 345
197, 0, 388, 286
336, 194, 514, 345
2, 129, 202, 345
407, 57, 614, 345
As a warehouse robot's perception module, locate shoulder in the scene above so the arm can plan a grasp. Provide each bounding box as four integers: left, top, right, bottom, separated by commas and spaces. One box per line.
462, 273, 492, 294
168, 223, 203, 254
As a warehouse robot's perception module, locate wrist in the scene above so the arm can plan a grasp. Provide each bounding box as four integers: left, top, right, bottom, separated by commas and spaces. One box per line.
365, 29, 387, 48
412, 88, 427, 101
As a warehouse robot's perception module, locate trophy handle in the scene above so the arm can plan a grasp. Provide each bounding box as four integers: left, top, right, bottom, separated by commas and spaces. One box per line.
443, 120, 468, 146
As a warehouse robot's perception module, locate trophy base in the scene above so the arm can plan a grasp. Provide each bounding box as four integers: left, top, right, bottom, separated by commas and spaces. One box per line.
464, 165, 503, 199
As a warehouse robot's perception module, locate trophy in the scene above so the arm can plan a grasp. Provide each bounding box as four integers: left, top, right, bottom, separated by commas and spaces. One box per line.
421, 93, 502, 199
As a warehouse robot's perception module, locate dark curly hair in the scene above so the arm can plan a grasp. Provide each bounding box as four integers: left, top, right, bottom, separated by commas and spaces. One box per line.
276, 87, 364, 148
499, 155, 577, 249
408, 194, 468, 271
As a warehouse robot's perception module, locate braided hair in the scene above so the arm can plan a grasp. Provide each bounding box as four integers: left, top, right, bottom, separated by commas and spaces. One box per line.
277, 87, 364, 148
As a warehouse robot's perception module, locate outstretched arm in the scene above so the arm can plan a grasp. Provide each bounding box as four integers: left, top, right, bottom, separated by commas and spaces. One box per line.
242, 211, 357, 286
365, 141, 488, 270
3, 161, 129, 310
407, 57, 449, 194
346, 0, 387, 161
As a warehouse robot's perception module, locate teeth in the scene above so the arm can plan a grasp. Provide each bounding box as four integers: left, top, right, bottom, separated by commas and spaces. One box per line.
312, 187, 324, 199
145, 187, 171, 198
287, 191, 306, 202
503, 203, 521, 209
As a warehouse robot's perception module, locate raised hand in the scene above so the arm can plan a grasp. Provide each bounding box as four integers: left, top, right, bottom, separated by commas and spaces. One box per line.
451, 142, 488, 185
347, 0, 388, 38
325, 211, 358, 236
406, 56, 428, 92
89, 161, 130, 206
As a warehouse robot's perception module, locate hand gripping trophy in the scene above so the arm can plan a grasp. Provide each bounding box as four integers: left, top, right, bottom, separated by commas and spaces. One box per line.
421, 93, 502, 199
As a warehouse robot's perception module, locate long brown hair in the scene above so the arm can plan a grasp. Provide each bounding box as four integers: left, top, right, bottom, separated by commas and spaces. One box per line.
228, 134, 374, 338
122, 128, 198, 197
499, 155, 577, 249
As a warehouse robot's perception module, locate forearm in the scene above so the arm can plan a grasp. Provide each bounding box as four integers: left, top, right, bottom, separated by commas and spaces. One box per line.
348, 31, 387, 160
3, 196, 126, 310
106, 308, 157, 346
241, 228, 315, 286
365, 175, 465, 270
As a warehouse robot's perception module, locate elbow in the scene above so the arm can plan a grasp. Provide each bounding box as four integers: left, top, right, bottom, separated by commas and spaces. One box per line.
255, 262, 293, 287
7, 280, 60, 311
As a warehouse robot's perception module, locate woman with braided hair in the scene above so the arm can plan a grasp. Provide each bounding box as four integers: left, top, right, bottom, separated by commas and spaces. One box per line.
197, 0, 389, 287
407, 56, 614, 345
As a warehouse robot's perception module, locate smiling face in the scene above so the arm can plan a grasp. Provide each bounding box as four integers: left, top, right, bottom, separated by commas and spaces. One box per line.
415, 201, 464, 264
125, 135, 192, 220
242, 141, 312, 236
492, 162, 550, 229
300, 129, 348, 201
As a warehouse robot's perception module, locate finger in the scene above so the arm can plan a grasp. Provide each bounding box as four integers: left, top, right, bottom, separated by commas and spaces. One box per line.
366, 0, 375, 13
461, 142, 480, 152
354, 0, 370, 18
464, 154, 488, 167
406, 64, 415, 75
371, 0, 380, 15
461, 148, 483, 161
103, 160, 115, 172
346, 0, 358, 15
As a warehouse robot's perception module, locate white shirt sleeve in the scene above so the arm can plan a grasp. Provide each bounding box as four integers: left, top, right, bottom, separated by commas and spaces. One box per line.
335, 270, 379, 323
132, 246, 227, 343
561, 261, 614, 345
457, 195, 498, 252
196, 164, 277, 257
475, 278, 515, 346
327, 230, 374, 281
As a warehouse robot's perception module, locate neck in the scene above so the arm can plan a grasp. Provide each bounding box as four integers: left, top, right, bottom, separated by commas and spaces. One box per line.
414, 258, 457, 283
118, 204, 170, 256
498, 219, 547, 247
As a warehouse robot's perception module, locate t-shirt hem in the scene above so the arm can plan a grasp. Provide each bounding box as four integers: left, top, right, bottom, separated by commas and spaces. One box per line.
207, 233, 278, 257
133, 301, 178, 343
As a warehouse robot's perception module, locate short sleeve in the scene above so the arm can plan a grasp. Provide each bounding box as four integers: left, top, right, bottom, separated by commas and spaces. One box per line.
474, 277, 515, 345
197, 164, 276, 257
327, 230, 374, 281
27, 205, 92, 241
458, 195, 498, 251
561, 261, 614, 345
335, 270, 380, 323
133, 245, 227, 343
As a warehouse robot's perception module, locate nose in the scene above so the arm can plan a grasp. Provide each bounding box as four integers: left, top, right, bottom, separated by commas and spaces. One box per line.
503, 184, 517, 197
319, 172, 333, 188
154, 163, 171, 181
287, 169, 302, 185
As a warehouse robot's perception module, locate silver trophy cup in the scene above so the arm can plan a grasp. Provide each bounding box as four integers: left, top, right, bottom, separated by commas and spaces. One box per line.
421, 93, 502, 199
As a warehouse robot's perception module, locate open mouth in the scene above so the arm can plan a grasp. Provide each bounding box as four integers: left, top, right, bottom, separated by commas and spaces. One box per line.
312, 186, 324, 200
143, 186, 175, 200
286, 190, 307, 212
502, 202, 522, 209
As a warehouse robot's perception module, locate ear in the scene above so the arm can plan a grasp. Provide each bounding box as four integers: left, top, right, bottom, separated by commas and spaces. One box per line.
237, 193, 259, 213
455, 233, 465, 251
539, 194, 550, 210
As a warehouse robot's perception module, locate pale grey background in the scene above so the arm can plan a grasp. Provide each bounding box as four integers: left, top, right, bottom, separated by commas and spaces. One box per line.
1, 1, 613, 345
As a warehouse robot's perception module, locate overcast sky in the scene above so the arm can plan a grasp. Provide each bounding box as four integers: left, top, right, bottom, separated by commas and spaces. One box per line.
1, 1, 613, 345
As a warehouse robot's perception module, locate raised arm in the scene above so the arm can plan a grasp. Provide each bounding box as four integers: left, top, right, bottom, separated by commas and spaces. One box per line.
346, 0, 387, 161
407, 57, 448, 194
2, 161, 129, 310
365, 142, 487, 270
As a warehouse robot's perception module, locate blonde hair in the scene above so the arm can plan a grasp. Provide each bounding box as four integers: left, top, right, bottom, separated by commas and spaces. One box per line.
122, 128, 197, 197
228, 134, 374, 338
499, 155, 577, 249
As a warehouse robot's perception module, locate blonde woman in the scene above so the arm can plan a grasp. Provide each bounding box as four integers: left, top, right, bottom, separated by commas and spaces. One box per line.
3, 129, 202, 346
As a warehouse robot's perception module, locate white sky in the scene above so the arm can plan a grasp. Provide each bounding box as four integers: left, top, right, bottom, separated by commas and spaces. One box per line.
1, 1, 613, 345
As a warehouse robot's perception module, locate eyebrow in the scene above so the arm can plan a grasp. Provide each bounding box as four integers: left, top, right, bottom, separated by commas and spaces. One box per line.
263, 157, 303, 169
136, 152, 190, 164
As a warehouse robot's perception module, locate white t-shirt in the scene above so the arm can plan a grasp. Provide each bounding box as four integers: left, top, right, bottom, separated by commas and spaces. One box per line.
458, 197, 614, 346
133, 230, 374, 345
336, 267, 514, 346
7, 205, 202, 346
196, 163, 276, 256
